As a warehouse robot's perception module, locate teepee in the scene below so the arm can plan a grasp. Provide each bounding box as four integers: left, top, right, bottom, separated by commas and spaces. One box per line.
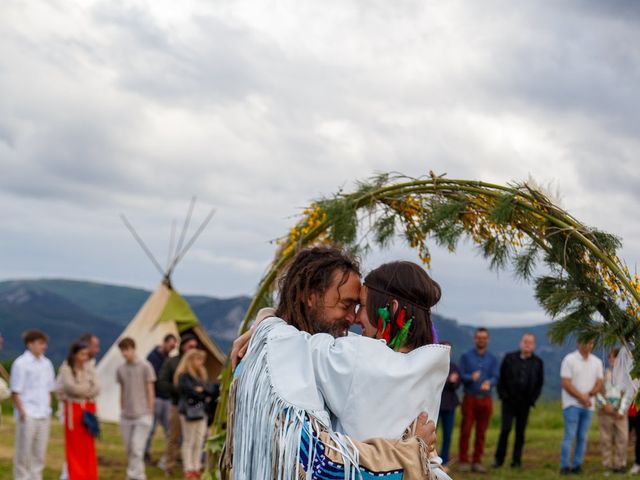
96, 201, 226, 422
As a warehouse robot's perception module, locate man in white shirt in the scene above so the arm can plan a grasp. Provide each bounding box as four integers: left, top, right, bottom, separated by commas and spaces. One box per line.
559, 341, 604, 475
11, 329, 56, 480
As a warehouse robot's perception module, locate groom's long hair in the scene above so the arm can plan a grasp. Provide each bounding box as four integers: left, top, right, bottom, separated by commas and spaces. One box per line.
275, 247, 360, 334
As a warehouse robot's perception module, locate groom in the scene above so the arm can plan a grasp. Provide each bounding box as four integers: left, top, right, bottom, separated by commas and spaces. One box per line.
227, 247, 445, 479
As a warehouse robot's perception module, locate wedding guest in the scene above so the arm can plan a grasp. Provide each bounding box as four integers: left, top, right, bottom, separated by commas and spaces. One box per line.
458, 327, 499, 473
559, 341, 603, 475
494, 333, 544, 468
117, 337, 156, 480
438, 340, 460, 469
144, 333, 177, 464
57, 340, 100, 480
79, 333, 101, 368
11, 329, 56, 480
157, 333, 199, 475
596, 348, 631, 474
174, 349, 215, 479
629, 404, 640, 474
59, 332, 100, 480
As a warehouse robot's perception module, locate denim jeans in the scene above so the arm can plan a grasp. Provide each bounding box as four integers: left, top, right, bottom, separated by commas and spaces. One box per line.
439, 409, 456, 464
145, 397, 171, 455
561, 406, 593, 469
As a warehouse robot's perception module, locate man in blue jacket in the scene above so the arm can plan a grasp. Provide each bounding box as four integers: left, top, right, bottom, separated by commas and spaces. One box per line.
458, 327, 499, 473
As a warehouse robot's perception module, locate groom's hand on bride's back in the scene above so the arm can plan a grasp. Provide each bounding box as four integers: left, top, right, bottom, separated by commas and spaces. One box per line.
231, 330, 252, 370
231, 307, 277, 370
414, 412, 436, 450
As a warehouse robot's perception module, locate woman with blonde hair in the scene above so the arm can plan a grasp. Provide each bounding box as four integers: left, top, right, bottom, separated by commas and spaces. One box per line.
174, 349, 215, 479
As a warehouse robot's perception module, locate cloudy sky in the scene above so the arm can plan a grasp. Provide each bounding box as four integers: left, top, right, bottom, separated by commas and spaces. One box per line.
1, 0, 639, 327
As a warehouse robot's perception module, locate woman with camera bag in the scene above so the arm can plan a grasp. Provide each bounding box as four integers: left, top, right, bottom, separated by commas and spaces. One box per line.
56, 340, 100, 480
174, 349, 214, 479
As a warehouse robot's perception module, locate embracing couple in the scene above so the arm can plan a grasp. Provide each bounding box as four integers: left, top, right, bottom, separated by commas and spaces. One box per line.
225, 247, 452, 479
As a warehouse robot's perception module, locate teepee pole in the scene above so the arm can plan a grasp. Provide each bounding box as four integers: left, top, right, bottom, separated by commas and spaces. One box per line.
170, 196, 197, 274
120, 214, 165, 277
172, 208, 216, 267
166, 220, 177, 272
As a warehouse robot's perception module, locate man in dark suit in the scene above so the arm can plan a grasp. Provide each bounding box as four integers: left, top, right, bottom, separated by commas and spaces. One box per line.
493, 333, 544, 468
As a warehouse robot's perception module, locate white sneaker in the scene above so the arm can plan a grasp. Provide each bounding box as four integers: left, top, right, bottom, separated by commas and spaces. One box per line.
630, 464, 640, 474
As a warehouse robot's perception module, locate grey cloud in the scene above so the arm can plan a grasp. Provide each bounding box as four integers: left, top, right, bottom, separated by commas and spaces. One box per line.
581, 0, 640, 19
478, 4, 640, 136
0, 123, 15, 148
573, 144, 640, 201
90, 3, 275, 106
0, 116, 145, 205
1, 0, 639, 320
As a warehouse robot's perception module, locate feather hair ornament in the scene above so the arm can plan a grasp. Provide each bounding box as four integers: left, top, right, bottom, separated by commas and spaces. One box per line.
377, 305, 391, 343
389, 307, 413, 350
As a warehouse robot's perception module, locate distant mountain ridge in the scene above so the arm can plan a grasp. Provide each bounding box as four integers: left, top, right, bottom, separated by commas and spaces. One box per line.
0, 278, 578, 396
0, 279, 248, 365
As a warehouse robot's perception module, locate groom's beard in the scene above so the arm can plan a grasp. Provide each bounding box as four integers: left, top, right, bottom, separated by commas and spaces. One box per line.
309, 308, 350, 338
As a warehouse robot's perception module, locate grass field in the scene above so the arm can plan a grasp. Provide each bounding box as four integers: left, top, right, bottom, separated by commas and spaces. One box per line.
0, 400, 632, 479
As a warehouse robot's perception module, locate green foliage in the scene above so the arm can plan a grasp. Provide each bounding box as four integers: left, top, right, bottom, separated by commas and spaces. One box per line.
421, 198, 467, 251
591, 229, 622, 254
422, 198, 467, 230
254, 290, 274, 312
204, 430, 226, 479
513, 242, 539, 280
480, 236, 510, 272
319, 198, 359, 245
546, 307, 598, 345
353, 173, 391, 200
535, 277, 584, 318
373, 213, 396, 249
489, 192, 517, 224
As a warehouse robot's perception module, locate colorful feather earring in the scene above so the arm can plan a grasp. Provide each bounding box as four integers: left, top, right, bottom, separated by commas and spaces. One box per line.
389, 307, 413, 350
377, 305, 391, 343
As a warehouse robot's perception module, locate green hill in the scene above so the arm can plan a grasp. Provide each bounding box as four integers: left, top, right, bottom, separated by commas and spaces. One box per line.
0, 279, 249, 365
0, 282, 122, 365
5, 279, 155, 325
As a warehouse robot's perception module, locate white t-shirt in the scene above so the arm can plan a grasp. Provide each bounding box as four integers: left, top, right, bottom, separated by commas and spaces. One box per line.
10, 350, 56, 418
560, 350, 604, 410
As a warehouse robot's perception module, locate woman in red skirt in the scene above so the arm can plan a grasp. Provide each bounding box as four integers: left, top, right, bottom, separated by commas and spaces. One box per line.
57, 341, 100, 480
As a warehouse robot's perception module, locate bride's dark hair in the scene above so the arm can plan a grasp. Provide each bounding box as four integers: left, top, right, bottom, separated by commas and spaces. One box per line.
364, 261, 441, 350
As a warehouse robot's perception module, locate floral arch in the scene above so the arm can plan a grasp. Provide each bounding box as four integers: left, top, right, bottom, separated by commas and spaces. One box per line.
209, 173, 640, 470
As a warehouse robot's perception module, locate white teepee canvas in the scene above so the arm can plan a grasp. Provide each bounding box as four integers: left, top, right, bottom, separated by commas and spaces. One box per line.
96, 280, 226, 422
